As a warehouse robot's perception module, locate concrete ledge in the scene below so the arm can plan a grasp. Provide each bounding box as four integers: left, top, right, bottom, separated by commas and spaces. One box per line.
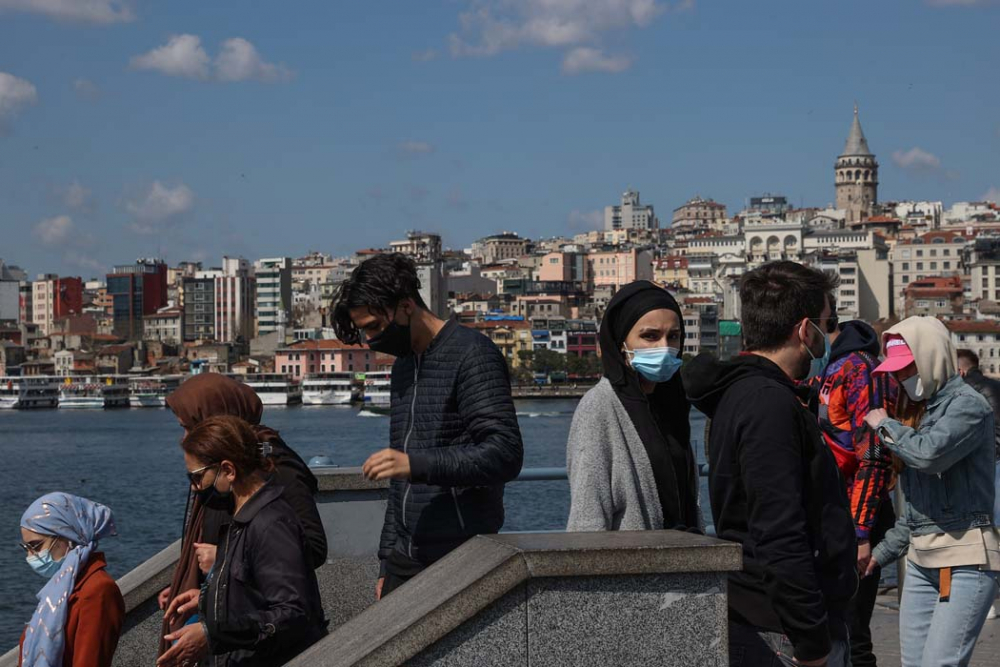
315, 466, 390, 492
116, 539, 181, 613
287, 530, 741, 667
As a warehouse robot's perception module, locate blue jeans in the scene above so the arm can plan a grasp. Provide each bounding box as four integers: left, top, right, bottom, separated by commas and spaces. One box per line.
729, 621, 852, 667
899, 561, 998, 666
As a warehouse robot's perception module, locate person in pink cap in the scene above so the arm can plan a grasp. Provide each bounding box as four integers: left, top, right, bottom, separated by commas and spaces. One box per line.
862, 316, 998, 667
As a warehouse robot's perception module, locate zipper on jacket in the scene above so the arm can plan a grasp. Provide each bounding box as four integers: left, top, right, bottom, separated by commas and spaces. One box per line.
213, 526, 233, 667
401, 358, 419, 533
451, 487, 467, 532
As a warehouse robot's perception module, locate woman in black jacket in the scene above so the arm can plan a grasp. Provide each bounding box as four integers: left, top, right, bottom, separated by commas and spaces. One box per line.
158, 373, 326, 659
159, 415, 327, 667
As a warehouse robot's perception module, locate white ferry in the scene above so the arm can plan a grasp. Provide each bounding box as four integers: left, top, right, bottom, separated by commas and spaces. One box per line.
302, 372, 355, 405
243, 374, 303, 406
59, 375, 131, 409
362, 371, 392, 406
0, 376, 60, 409
129, 376, 183, 408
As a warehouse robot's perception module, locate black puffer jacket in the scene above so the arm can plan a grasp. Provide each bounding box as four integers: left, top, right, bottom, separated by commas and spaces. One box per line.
202, 481, 327, 666
963, 368, 1000, 460
379, 319, 524, 569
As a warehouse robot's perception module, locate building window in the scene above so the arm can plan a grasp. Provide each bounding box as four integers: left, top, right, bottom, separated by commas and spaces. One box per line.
902, 263, 910, 271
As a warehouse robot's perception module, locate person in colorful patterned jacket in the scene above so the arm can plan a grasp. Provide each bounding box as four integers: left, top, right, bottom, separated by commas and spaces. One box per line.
814, 319, 898, 667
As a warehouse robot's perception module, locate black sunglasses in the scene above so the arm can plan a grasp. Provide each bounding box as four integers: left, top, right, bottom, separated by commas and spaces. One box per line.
187, 463, 218, 486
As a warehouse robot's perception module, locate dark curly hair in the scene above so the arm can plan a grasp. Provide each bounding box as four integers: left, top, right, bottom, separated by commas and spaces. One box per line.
332, 253, 427, 344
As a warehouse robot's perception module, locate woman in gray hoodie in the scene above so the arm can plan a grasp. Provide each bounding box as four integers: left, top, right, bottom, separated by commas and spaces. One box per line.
864, 316, 998, 667
566, 281, 700, 532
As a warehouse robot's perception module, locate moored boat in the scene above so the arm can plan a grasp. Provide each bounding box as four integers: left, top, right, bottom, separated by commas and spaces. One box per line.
302, 372, 355, 405
361, 371, 391, 406
0, 376, 60, 409
243, 373, 303, 406
129, 375, 183, 408
59, 375, 130, 409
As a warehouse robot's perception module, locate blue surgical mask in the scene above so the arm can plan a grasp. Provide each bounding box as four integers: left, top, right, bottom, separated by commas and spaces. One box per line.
26, 549, 63, 579
805, 321, 831, 380
625, 346, 683, 384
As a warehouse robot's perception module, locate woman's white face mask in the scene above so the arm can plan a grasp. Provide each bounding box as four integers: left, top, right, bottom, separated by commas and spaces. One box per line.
900, 373, 925, 402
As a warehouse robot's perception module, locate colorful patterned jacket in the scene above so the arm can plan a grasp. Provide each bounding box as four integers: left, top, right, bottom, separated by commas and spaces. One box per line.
814, 321, 898, 540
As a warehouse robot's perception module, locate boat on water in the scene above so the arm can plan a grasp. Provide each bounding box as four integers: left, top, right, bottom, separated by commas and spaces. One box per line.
243, 373, 303, 406
129, 376, 183, 408
0, 376, 60, 409
362, 371, 391, 406
59, 375, 131, 409
302, 372, 355, 405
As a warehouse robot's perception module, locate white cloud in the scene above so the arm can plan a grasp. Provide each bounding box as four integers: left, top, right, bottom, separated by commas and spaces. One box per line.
73, 77, 101, 100
412, 49, 439, 62
892, 147, 942, 171
126, 181, 194, 233
449, 0, 667, 57
562, 47, 631, 74
33, 215, 74, 245
130, 34, 211, 80
0, 0, 134, 24
0, 71, 38, 134
64, 250, 105, 274
61, 179, 95, 213
398, 141, 436, 156
982, 187, 1000, 203
130, 34, 292, 83
215, 38, 293, 82
568, 208, 603, 230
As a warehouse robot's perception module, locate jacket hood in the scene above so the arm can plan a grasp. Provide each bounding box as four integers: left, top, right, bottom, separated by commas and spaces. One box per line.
682, 353, 794, 418
884, 316, 957, 399
831, 320, 880, 361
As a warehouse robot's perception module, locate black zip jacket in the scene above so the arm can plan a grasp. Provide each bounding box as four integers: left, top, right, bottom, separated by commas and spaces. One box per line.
380, 319, 524, 572
201, 437, 328, 569
201, 481, 327, 666
683, 353, 857, 662
962, 368, 1000, 460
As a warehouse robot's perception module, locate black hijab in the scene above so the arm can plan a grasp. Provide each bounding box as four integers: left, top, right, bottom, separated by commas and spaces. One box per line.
599, 281, 698, 530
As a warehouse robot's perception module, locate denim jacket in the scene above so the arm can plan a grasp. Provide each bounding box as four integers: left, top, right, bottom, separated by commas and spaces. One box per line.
872, 375, 996, 566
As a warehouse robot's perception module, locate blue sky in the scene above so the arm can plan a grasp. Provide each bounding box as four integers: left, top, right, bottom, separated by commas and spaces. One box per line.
1, 0, 998, 279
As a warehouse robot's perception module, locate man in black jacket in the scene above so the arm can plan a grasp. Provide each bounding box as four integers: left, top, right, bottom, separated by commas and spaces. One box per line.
683, 261, 857, 667
333, 253, 524, 599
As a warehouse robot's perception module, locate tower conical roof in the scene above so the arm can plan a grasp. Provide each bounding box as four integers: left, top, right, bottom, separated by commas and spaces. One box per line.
841, 105, 872, 157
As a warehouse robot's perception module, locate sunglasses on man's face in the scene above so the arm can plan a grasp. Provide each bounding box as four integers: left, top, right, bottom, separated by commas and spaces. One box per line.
187, 463, 219, 487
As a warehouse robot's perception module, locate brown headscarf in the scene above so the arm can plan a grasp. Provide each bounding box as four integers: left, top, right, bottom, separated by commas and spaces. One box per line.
159, 373, 268, 656
166, 372, 264, 429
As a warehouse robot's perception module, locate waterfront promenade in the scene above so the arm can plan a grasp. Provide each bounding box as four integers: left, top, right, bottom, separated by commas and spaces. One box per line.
871, 592, 1000, 666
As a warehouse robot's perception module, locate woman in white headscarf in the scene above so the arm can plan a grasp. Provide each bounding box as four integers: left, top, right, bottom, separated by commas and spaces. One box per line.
18, 492, 123, 667
863, 316, 999, 667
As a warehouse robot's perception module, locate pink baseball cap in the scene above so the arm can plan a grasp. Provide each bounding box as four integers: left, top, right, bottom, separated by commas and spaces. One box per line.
873, 335, 915, 375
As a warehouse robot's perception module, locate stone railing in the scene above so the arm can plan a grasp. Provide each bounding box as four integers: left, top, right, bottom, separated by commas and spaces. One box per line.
1, 468, 741, 666
288, 530, 741, 667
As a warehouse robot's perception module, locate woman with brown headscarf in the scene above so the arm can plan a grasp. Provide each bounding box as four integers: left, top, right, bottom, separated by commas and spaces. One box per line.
157, 373, 327, 659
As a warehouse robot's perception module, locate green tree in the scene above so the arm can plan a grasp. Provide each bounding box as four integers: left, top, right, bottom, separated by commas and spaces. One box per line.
533, 349, 566, 374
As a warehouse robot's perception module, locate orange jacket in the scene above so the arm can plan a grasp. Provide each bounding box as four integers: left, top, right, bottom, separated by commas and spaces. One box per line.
19, 553, 125, 667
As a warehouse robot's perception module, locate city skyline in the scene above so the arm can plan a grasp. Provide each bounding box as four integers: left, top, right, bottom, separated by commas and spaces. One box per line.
2, 0, 999, 278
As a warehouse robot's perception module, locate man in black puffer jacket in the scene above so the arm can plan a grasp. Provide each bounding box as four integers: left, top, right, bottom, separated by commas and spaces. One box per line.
333, 253, 524, 599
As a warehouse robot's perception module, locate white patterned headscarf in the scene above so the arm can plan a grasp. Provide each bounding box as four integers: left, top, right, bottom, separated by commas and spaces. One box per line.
19, 492, 117, 667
